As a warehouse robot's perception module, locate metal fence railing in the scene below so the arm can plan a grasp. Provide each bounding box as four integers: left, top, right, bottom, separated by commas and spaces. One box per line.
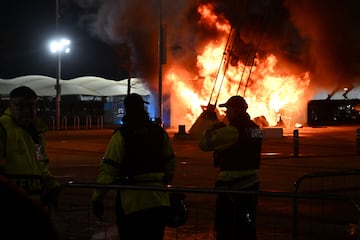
51, 181, 360, 240
293, 169, 360, 240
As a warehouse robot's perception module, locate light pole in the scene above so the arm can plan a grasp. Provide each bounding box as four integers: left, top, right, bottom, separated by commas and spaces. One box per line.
158, 0, 166, 125
49, 38, 70, 130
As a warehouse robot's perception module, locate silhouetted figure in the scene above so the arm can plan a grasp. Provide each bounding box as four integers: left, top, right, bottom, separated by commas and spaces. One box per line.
199, 95, 263, 240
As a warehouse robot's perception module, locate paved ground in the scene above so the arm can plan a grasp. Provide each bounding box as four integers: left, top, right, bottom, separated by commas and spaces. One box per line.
46, 125, 360, 189
45, 125, 360, 240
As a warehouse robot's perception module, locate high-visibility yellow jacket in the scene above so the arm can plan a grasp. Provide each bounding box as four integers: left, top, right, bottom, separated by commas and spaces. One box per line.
0, 108, 59, 202
199, 119, 262, 188
92, 124, 176, 215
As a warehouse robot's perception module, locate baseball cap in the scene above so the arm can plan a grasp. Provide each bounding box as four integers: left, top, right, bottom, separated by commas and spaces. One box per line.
218, 95, 248, 111
124, 93, 149, 112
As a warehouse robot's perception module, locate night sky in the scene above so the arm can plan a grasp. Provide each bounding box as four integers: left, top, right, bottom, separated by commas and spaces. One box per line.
0, 0, 129, 80
1, 0, 360, 93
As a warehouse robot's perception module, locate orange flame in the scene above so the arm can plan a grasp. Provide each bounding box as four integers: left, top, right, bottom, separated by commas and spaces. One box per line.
166, 3, 310, 130
198, 3, 231, 32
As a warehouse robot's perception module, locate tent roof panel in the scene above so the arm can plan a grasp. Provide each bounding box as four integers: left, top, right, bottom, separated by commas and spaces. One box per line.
0, 75, 150, 97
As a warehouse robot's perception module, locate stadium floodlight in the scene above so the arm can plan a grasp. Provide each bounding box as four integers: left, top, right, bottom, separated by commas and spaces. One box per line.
49, 37, 71, 130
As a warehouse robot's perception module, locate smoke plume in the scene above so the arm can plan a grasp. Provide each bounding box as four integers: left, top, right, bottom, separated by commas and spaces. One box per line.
285, 0, 360, 93
70, 0, 360, 95
70, 0, 201, 91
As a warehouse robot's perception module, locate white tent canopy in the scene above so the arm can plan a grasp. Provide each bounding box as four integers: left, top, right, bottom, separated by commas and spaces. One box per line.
0, 75, 151, 97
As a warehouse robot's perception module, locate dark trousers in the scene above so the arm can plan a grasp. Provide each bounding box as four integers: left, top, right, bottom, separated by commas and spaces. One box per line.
115, 194, 168, 240
215, 181, 259, 240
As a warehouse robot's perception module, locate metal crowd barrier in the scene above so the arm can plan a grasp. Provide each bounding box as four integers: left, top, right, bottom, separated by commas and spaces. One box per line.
47, 114, 105, 130
293, 169, 360, 240
51, 181, 360, 240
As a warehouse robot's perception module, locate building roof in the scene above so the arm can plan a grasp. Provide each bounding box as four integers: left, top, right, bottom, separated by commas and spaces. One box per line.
0, 75, 150, 97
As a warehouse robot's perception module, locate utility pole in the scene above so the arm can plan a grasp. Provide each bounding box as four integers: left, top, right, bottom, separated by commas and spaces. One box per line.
55, 0, 61, 130
157, 0, 166, 125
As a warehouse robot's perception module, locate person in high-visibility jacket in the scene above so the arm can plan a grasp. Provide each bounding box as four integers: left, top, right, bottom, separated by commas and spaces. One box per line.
199, 95, 263, 240
0, 86, 61, 207
92, 93, 176, 240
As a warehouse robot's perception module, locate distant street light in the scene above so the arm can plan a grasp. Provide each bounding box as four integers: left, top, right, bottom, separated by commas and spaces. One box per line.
49, 38, 71, 130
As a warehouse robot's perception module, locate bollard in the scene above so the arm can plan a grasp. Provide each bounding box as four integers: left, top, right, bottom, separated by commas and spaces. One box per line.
62, 116, 68, 130
293, 129, 299, 157
49, 116, 55, 130
178, 125, 186, 135
73, 115, 80, 130
357, 129, 360, 155
174, 125, 189, 140
86, 115, 92, 129
97, 115, 104, 129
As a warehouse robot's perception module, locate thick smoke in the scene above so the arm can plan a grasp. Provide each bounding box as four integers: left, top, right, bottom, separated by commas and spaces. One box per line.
70, 0, 360, 95
212, 0, 360, 94
285, 0, 360, 93
70, 0, 201, 91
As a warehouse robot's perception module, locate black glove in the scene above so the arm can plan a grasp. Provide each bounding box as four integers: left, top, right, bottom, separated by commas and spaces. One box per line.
92, 200, 104, 220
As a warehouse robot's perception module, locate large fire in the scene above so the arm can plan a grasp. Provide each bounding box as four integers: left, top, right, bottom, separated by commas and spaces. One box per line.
166, 3, 310, 130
